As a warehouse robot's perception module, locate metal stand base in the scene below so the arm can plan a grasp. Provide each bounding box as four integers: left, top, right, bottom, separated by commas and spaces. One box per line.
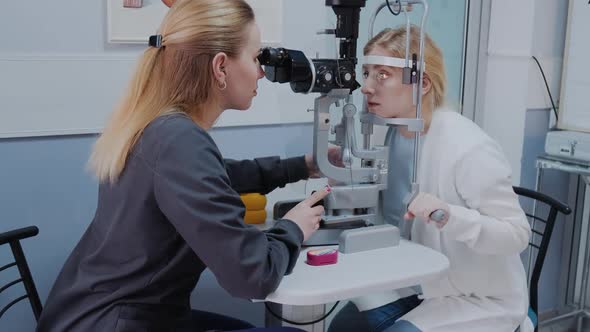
535, 156, 590, 332
265, 302, 326, 332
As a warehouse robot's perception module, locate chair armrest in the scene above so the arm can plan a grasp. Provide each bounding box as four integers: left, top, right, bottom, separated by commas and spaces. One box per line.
0, 226, 39, 245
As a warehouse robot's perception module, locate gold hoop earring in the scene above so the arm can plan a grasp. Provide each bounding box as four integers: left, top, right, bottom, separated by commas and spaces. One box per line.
217, 81, 227, 90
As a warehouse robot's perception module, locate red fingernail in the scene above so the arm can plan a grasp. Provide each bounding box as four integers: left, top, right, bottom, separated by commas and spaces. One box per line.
325, 185, 331, 192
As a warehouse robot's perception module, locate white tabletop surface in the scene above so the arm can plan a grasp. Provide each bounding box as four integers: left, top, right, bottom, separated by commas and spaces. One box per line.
265, 240, 450, 305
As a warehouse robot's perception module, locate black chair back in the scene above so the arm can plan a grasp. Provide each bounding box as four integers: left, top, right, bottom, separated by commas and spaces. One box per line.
513, 186, 571, 324
0, 226, 42, 321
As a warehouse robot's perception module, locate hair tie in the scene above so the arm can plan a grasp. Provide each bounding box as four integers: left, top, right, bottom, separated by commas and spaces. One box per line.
148, 35, 163, 48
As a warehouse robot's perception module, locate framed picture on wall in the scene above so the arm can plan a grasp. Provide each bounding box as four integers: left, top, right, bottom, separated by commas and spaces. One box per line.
107, 0, 283, 45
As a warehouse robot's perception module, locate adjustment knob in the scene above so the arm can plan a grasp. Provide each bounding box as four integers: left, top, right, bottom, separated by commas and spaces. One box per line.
340, 68, 353, 83
317, 66, 334, 86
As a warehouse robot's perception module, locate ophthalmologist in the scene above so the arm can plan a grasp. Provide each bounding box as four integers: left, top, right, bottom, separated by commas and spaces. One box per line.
36, 0, 332, 331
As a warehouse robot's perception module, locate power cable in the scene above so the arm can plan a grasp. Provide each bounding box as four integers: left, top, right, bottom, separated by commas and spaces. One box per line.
531, 55, 559, 121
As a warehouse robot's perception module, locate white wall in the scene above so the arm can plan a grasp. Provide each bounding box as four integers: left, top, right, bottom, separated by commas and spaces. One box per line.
478, 0, 568, 183
528, 0, 568, 111
0, 0, 331, 138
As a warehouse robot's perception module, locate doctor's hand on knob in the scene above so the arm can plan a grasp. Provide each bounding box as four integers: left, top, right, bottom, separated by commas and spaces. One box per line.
305, 145, 344, 178
283, 186, 331, 241
404, 192, 450, 228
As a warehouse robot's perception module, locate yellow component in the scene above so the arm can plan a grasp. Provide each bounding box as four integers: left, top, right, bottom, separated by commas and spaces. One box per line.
244, 209, 267, 224
240, 193, 267, 211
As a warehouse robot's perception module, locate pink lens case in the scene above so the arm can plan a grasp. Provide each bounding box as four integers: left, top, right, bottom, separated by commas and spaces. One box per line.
306, 248, 338, 266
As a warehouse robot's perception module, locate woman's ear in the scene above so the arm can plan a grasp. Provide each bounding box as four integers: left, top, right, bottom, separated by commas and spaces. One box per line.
212, 53, 228, 83
422, 74, 432, 96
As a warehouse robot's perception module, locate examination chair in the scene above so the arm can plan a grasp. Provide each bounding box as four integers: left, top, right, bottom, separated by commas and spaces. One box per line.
0, 226, 43, 322
513, 186, 572, 332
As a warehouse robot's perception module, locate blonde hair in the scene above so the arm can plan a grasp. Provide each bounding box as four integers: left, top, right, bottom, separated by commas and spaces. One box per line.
364, 26, 446, 109
89, 0, 254, 183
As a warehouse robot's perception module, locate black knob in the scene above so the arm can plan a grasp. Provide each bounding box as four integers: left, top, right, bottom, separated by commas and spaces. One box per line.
317, 66, 334, 85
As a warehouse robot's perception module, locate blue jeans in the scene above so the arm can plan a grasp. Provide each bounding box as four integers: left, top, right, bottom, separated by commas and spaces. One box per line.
328, 295, 422, 332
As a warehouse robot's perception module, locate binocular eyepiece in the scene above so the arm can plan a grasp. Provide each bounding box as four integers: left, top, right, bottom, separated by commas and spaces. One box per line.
258, 47, 360, 94
258, 47, 291, 68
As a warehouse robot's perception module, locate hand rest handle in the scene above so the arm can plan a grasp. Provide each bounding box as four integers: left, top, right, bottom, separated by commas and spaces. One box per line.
429, 209, 446, 222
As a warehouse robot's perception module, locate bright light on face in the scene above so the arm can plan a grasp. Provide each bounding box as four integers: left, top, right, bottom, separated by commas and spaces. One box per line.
362, 66, 394, 85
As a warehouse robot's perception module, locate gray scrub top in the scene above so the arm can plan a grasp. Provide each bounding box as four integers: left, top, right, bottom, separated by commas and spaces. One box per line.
37, 113, 309, 332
